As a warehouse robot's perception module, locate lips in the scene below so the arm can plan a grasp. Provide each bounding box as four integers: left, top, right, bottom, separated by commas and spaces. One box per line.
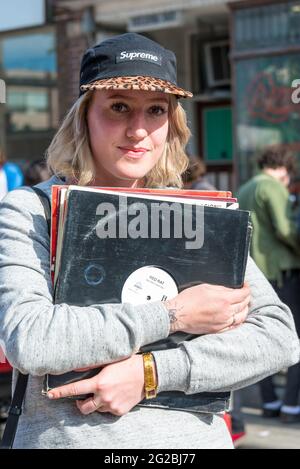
119, 147, 149, 153
118, 146, 150, 159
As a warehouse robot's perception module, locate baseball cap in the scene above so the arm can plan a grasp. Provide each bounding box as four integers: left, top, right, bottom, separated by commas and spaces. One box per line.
79, 33, 193, 98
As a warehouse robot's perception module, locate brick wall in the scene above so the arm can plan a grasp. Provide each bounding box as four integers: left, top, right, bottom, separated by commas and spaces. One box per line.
54, 3, 89, 121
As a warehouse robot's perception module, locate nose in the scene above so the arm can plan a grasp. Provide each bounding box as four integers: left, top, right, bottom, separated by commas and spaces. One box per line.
126, 111, 148, 140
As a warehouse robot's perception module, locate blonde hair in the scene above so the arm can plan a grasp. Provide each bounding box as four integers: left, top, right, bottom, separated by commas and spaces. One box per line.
46, 90, 191, 187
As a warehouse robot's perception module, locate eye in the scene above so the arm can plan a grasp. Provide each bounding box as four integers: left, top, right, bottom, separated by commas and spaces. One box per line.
111, 102, 129, 113
148, 105, 168, 116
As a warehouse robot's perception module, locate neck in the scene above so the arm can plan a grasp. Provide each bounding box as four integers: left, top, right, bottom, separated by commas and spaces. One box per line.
66, 176, 145, 188
90, 171, 145, 188
262, 168, 290, 188
263, 168, 278, 179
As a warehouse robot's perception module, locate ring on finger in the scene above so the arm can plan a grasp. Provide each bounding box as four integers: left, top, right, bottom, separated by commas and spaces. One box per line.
231, 308, 240, 326
233, 303, 243, 325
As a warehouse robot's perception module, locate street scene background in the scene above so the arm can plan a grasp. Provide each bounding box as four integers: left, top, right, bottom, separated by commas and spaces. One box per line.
1, 0, 300, 449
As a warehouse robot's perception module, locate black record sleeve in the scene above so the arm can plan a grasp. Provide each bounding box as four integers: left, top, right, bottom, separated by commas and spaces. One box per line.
44, 189, 251, 396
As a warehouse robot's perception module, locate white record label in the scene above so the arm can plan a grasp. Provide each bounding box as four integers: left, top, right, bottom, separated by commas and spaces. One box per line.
121, 266, 178, 305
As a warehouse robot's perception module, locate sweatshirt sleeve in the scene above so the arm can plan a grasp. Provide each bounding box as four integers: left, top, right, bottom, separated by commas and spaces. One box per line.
0, 188, 170, 376
152, 256, 300, 394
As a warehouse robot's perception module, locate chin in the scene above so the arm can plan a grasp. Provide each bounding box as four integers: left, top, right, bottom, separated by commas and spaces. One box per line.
117, 171, 148, 182
116, 165, 153, 181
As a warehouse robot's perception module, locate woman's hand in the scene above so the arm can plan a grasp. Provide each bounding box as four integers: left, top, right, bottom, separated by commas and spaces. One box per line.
47, 355, 145, 416
164, 282, 251, 335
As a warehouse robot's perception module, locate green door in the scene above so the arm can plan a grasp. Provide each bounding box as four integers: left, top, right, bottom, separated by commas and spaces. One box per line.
203, 107, 233, 162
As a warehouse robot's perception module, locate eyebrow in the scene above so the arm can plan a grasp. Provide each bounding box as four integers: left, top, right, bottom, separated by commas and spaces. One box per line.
106, 93, 169, 104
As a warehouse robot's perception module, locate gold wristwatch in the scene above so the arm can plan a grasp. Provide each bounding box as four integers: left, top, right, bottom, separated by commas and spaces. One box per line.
142, 352, 158, 399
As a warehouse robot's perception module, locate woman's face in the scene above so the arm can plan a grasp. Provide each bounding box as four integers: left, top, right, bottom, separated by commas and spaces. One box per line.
87, 89, 170, 187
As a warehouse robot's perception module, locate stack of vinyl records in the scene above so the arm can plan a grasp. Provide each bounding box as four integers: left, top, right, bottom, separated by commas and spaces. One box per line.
43, 185, 251, 395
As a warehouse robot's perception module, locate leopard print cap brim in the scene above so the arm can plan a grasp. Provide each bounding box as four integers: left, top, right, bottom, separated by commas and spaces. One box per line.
80, 76, 193, 98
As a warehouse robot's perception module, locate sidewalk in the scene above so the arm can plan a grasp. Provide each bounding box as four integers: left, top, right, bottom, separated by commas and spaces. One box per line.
237, 407, 300, 449
235, 381, 300, 449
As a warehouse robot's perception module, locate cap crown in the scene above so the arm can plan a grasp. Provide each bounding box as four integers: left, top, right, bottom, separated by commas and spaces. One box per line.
80, 33, 177, 90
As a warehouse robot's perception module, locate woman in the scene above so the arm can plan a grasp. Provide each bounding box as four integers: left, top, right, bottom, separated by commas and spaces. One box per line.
0, 33, 299, 449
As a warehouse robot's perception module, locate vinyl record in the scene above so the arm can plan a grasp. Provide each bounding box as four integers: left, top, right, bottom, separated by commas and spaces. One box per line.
121, 266, 178, 304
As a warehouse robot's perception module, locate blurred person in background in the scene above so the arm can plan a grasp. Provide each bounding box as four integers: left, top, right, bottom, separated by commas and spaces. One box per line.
24, 159, 51, 187
238, 146, 300, 423
183, 155, 216, 190
0, 148, 23, 200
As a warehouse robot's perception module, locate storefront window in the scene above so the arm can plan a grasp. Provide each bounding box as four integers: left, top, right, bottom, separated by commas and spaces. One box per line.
6, 87, 58, 132
231, 1, 300, 183
0, 30, 58, 135
2, 32, 56, 78
8, 89, 48, 112
235, 54, 300, 183
234, 1, 300, 51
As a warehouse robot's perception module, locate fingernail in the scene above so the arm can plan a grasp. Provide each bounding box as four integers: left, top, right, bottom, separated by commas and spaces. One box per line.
48, 393, 54, 399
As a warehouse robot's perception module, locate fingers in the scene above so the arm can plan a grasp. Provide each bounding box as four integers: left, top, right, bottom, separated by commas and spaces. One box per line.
217, 305, 249, 333
200, 282, 250, 303
76, 397, 104, 415
47, 378, 96, 400
227, 284, 251, 304
227, 295, 250, 328
76, 398, 122, 416
231, 305, 249, 326
229, 295, 251, 317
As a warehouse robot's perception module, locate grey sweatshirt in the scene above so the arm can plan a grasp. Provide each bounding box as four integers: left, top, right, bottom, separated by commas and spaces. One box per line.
0, 176, 299, 449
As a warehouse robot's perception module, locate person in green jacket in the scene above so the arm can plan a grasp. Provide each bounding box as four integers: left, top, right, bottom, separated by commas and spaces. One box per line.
238, 146, 300, 423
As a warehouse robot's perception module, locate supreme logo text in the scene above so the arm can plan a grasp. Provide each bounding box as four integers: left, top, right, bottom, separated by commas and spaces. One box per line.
116, 51, 162, 65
